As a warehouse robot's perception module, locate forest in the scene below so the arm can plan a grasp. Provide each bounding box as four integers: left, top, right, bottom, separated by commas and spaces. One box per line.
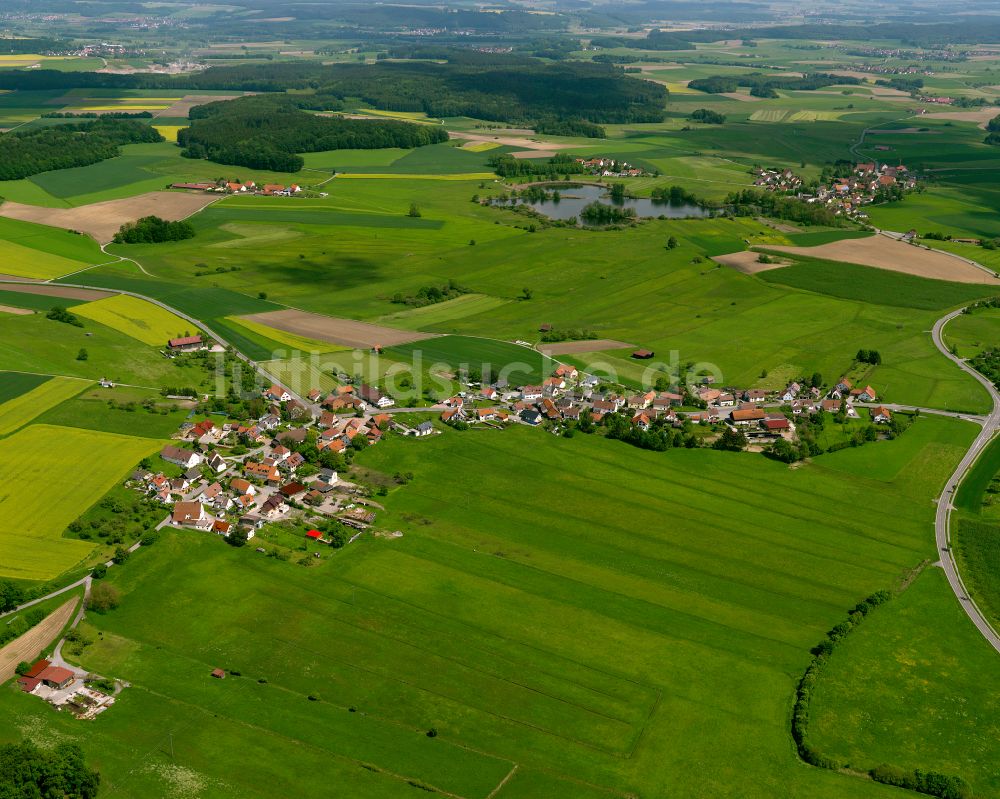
0, 56, 667, 126
178, 95, 448, 172
0, 118, 163, 181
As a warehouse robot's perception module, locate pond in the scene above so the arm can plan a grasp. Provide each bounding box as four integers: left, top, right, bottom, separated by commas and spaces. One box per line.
514, 184, 714, 223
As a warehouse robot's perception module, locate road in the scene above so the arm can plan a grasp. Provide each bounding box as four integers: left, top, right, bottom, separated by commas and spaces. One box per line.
931, 308, 1000, 654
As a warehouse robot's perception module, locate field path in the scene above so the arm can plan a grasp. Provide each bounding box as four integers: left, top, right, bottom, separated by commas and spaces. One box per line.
0, 597, 78, 684
932, 310, 1000, 655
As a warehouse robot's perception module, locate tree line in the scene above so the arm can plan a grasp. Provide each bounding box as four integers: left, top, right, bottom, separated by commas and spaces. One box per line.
178, 95, 448, 173
0, 741, 100, 799
0, 118, 162, 181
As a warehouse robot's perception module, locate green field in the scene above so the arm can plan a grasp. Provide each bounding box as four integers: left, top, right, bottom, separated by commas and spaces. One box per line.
0, 370, 50, 404
390, 334, 548, 384
809, 568, 1000, 797
0, 312, 204, 387
0, 375, 89, 436
0, 424, 158, 580
0, 420, 977, 796
32, 392, 189, 439
943, 307, 1000, 359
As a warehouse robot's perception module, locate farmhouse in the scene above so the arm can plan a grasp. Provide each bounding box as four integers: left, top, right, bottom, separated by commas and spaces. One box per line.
730, 407, 766, 426
167, 335, 204, 352
358, 383, 394, 408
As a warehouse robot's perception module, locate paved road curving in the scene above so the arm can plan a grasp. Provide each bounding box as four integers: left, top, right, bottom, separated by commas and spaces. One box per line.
931, 309, 1000, 654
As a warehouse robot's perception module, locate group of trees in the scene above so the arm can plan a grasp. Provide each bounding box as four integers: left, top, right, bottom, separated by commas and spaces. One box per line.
535, 119, 605, 138
0, 118, 163, 181
856, 348, 883, 365
650, 184, 701, 205
488, 152, 586, 179
689, 108, 726, 124
46, 306, 83, 327
580, 202, 636, 226
538, 328, 598, 343
179, 95, 448, 172
689, 72, 859, 98
112, 215, 196, 244
0, 741, 100, 799
985, 114, 1000, 146
390, 280, 471, 308
723, 188, 842, 226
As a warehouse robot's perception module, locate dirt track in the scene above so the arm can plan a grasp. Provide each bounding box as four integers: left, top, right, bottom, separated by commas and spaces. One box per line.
769, 236, 1000, 284
0, 192, 218, 244
241, 310, 440, 350
0, 305, 33, 315
0, 598, 78, 685
0, 283, 113, 300
537, 339, 634, 355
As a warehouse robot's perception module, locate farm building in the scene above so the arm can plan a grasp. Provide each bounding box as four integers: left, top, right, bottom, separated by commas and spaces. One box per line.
167, 335, 204, 352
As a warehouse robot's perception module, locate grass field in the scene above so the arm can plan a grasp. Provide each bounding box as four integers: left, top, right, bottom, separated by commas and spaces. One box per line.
0, 422, 973, 796
942, 307, 1000, 359
0, 371, 50, 404
389, 335, 548, 384
32, 393, 189, 439
809, 568, 1000, 797
73, 294, 193, 347
0, 289, 87, 312
0, 376, 89, 436
0, 424, 158, 580
0, 312, 204, 388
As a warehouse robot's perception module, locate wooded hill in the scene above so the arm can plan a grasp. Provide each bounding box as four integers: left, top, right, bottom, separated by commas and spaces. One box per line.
177, 95, 448, 172
0, 55, 667, 126
0, 118, 163, 181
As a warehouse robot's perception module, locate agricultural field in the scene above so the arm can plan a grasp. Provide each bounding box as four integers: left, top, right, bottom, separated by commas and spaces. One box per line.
0, 424, 158, 580
0, 311, 207, 388
808, 569, 1000, 797
0, 375, 89, 436
73, 294, 193, 347
0, 371, 50, 404
0, 422, 977, 796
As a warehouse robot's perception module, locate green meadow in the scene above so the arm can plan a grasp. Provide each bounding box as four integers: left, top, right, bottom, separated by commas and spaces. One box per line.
0, 420, 979, 796
809, 568, 1000, 797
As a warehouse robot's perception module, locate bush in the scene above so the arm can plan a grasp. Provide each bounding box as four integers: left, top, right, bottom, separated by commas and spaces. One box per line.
46, 306, 83, 327
88, 582, 120, 612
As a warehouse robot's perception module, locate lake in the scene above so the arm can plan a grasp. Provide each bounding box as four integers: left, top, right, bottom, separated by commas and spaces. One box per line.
515, 184, 713, 223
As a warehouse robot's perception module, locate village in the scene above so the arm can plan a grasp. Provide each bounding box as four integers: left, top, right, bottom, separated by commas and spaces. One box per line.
170, 178, 303, 196
573, 157, 649, 178
138, 332, 899, 556
753, 161, 918, 220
